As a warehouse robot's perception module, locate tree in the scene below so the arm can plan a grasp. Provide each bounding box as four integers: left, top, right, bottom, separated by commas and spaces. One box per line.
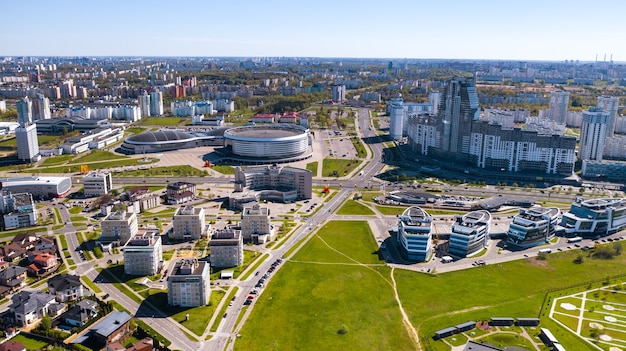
39, 315, 51, 331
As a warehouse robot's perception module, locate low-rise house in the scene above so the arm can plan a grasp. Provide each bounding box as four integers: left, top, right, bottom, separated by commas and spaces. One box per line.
0, 266, 27, 290
26, 253, 57, 276
0, 341, 26, 351
166, 182, 196, 205
125, 187, 160, 212
10, 291, 58, 326
48, 274, 84, 302
106, 337, 152, 351
72, 311, 132, 347
64, 299, 98, 327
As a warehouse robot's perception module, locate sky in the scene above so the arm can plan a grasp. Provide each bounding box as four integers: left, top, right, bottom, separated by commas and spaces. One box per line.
2, 0, 626, 61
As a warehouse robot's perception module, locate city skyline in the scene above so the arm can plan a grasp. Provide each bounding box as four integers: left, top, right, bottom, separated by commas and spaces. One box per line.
3, 0, 626, 61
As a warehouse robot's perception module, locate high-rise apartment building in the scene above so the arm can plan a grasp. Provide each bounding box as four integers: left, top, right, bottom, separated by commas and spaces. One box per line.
548, 90, 570, 124
123, 233, 162, 276
15, 124, 39, 162
138, 91, 151, 117
32, 94, 51, 120
100, 211, 138, 245
579, 107, 609, 161
16, 97, 32, 125
171, 206, 206, 240
150, 90, 164, 116
597, 95, 619, 137
439, 77, 479, 155
209, 228, 243, 268
388, 98, 404, 140
331, 84, 346, 102
167, 259, 210, 307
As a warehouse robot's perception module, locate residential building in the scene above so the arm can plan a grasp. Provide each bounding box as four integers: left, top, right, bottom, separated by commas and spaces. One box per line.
597, 95, 619, 137
449, 210, 491, 258
100, 211, 138, 245
561, 198, 626, 237
47, 274, 85, 302
233, 164, 312, 204
10, 291, 57, 326
388, 98, 404, 140
331, 84, 346, 102
32, 94, 51, 120
548, 90, 570, 124
579, 107, 609, 161
240, 204, 273, 244
123, 233, 162, 276
0, 192, 37, 229
167, 259, 210, 307
72, 311, 132, 347
210, 228, 243, 268
26, 253, 57, 276
125, 186, 160, 212
0, 266, 27, 290
397, 206, 433, 261
83, 171, 113, 197
506, 206, 560, 249
166, 182, 196, 205
171, 206, 206, 240
150, 89, 164, 116
0, 341, 25, 351
15, 123, 39, 162
64, 299, 98, 327
138, 91, 151, 116
16, 98, 32, 125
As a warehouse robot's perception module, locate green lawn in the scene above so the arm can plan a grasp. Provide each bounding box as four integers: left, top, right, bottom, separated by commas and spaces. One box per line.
114, 165, 208, 177
211, 165, 235, 175
40, 154, 74, 166
8, 335, 48, 350
337, 200, 375, 216
375, 205, 406, 216
35, 158, 158, 173
350, 137, 368, 158
306, 162, 318, 175
69, 206, 83, 214
322, 158, 362, 177
236, 220, 408, 351
140, 117, 187, 126
73, 150, 128, 163
235, 220, 626, 351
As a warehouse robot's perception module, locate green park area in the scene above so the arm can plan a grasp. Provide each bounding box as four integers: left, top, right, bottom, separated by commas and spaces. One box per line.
337, 200, 375, 215
322, 158, 361, 177
235, 219, 626, 351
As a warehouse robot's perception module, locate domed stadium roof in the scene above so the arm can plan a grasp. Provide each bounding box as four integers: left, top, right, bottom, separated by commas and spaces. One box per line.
127, 130, 195, 143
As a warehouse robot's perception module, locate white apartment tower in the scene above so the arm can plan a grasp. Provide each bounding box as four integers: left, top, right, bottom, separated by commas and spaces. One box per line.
389, 98, 404, 140
548, 90, 570, 124
579, 107, 609, 161
15, 124, 39, 162
138, 91, 151, 117
331, 84, 346, 102
428, 91, 441, 115
16, 97, 32, 125
597, 95, 619, 137
32, 94, 51, 120
150, 90, 164, 116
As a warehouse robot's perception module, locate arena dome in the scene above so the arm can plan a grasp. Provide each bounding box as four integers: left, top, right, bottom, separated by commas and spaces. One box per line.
223, 124, 309, 159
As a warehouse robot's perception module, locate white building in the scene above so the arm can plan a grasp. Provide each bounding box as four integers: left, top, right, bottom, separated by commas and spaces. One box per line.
16, 97, 32, 125
331, 84, 346, 102
167, 259, 210, 307
32, 94, 51, 120
548, 90, 569, 124
83, 171, 113, 197
397, 206, 433, 261
448, 210, 491, 258
123, 233, 162, 276
150, 90, 164, 116
209, 228, 243, 268
561, 198, 626, 237
388, 98, 404, 140
15, 124, 39, 162
597, 95, 619, 137
241, 204, 273, 244
100, 210, 138, 245
171, 206, 206, 241
579, 107, 609, 161
138, 91, 151, 117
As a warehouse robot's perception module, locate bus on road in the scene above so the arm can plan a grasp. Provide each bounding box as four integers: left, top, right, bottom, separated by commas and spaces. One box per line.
567, 236, 583, 243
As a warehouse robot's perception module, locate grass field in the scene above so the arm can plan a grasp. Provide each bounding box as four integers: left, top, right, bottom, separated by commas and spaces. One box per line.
350, 136, 368, 158
115, 165, 207, 177
40, 154, 74, 166
322, 158, 362, 177
73, 150, 128, 163
211, 165, 235, 175
235, 219, 626, 351
337, 200, 375, 216
35, 158, 158, 173
9, 334, 48, 350
140, 117, 187, 126
306, 161, 318, 175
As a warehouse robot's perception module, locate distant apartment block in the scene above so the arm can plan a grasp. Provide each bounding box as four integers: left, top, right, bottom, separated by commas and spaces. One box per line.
548, 90, 570, 124
15, 123, 39, 162
167, 259, 210, 307
210, 228, 243, 268
83, 171, 113, 197
0, 192, 37, 230
123, 233, 162, 276
171, 206, 206, 241
100, 211, 138, 245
